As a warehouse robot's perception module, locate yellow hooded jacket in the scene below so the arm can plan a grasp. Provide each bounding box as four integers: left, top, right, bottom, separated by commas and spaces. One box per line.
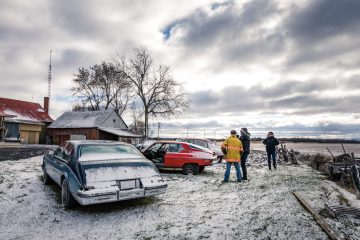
222, 135, 243, 163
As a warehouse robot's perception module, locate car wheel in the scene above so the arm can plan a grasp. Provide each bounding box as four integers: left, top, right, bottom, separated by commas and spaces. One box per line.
43, 167, 53, 185
198, 166, 205, 173
183, 164, 199, 175
61, 179, 77, 209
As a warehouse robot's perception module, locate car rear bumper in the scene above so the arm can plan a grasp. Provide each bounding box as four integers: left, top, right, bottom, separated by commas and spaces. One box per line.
73, 184, 167, 206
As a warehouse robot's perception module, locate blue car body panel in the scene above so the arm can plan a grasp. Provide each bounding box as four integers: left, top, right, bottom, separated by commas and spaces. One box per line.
42, 140, 167, 206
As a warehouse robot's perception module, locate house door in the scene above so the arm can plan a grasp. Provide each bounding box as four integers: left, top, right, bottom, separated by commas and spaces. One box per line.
28, 132, 37, 144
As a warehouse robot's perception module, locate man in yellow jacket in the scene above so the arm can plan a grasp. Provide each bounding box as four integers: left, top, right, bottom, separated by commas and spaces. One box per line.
222, 130, 244, 182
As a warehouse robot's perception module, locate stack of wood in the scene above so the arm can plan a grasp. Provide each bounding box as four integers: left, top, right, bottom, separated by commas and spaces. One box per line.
325, 203, 360, 218
326, 148, 360, 198
277, 144, 299, 165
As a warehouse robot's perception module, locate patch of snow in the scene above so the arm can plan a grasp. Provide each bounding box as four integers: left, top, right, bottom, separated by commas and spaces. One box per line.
0, 152, 360, 239
85, 166, 159, 184
4, 109, 39, 122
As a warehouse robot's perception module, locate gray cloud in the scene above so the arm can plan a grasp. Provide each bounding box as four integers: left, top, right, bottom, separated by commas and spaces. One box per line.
49, 0, 107, 38
163, 0, 360, 71
1, 0, 359, 139
156, 120, 360, 139
188, 78, 360, 116
161, 120, 223, 129
287, 0, 360, 44
284, 0, 360, 68
163, 0, 285, 65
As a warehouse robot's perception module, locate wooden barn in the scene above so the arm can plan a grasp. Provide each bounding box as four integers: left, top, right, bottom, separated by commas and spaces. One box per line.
47, 109, 142, 145
0, 97, 53, 144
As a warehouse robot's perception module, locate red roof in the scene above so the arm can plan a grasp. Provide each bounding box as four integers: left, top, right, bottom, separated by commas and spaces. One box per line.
0, 97, 53, 123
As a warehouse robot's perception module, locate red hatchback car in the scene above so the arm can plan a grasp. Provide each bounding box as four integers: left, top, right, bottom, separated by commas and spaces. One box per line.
142, 141, 217, 175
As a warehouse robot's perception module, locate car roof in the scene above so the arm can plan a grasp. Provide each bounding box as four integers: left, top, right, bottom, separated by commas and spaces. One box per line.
65, 140, 133, 148
177, 138, 211, 141
150, 140, 189, 144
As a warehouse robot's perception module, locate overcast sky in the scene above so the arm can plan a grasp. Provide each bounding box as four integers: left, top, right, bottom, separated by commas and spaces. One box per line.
1, 0, 360, 139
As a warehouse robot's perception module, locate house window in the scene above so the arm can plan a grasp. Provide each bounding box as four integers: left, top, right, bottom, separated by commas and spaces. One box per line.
113, 119, 116, 127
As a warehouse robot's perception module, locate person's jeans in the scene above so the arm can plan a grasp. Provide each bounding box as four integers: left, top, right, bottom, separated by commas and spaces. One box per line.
241, 152, 249, 180
224, 162, 242, 182
267, 151, 276, 169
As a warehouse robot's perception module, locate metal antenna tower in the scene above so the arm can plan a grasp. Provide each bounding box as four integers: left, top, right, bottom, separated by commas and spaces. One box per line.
48, 50, 52, 98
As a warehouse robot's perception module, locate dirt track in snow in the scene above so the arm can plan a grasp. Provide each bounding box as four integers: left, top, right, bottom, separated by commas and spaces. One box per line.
0, 153, 360, 240
0, 145, 56, 161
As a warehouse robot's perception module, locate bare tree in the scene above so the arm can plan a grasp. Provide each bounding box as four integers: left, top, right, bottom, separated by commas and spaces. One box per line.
72, 67, 104, 111
72, 61, 132, 115
115, 47, 188, 138
128, 102, 145, 135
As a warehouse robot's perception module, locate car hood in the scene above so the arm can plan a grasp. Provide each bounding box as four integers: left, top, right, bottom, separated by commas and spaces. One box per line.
80, 159, 161, 189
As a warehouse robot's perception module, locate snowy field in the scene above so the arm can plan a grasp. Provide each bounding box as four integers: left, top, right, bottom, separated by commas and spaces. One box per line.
1, 153, 360, 240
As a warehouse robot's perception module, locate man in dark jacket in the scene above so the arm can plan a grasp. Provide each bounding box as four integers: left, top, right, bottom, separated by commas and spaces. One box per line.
239, 128, 250, 180
263, 132, 280, 170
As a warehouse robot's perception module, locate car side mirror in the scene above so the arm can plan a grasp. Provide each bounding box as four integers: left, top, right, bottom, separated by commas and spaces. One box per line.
47, 150, 54, 155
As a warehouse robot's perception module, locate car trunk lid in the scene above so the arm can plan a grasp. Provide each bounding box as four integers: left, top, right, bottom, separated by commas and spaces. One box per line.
80, 159, 159, 189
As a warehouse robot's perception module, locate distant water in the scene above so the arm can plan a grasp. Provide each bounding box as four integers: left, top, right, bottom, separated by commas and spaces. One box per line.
251, 141, 360, 157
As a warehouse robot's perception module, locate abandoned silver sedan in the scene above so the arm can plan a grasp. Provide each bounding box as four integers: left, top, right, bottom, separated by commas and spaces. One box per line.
42, 140, 167, 208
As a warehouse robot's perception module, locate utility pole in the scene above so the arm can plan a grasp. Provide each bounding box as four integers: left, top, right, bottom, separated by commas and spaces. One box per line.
47, 49, 52, 113
186, 127, 189, 138
157, 122, 160, 140
203, 130, 205, 139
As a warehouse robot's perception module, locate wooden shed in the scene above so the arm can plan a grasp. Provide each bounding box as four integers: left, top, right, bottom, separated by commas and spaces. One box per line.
0, 97, 53, 144
48, 109, 142, 145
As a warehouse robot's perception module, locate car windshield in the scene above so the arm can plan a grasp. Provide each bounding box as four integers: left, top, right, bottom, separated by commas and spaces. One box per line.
79, 144, 143, 161
188, 143, 211, 152
194, 140, 208, 148
142, 140, 156, 147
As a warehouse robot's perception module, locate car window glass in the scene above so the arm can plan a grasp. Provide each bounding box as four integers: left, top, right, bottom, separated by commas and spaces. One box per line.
80, 144, 142, 157
147, 143, 163, 152
63, 143, 74, 161
159, 144, 169, 152
167, 144, 184, 153
54, 147, 62, 157
195, 140, 207, 148
54, 142, 67, 158
188, 143, 209, 152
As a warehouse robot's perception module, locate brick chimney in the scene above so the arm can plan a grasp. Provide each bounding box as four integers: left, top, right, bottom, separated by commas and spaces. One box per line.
44, 97, 49, 113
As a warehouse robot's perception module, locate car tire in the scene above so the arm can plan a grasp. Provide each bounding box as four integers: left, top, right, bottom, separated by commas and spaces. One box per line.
61, 179, 77, 209
43, 167, 53, 185
183, 164, 199, 175
198, 166, 205, 173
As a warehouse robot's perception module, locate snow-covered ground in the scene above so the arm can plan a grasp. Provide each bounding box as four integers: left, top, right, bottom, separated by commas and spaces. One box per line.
1, 153, 360, 240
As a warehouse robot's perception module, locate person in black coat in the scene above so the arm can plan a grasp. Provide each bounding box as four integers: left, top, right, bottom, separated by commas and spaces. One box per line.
239, 128, 251, 180
263, 132, 279, 170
